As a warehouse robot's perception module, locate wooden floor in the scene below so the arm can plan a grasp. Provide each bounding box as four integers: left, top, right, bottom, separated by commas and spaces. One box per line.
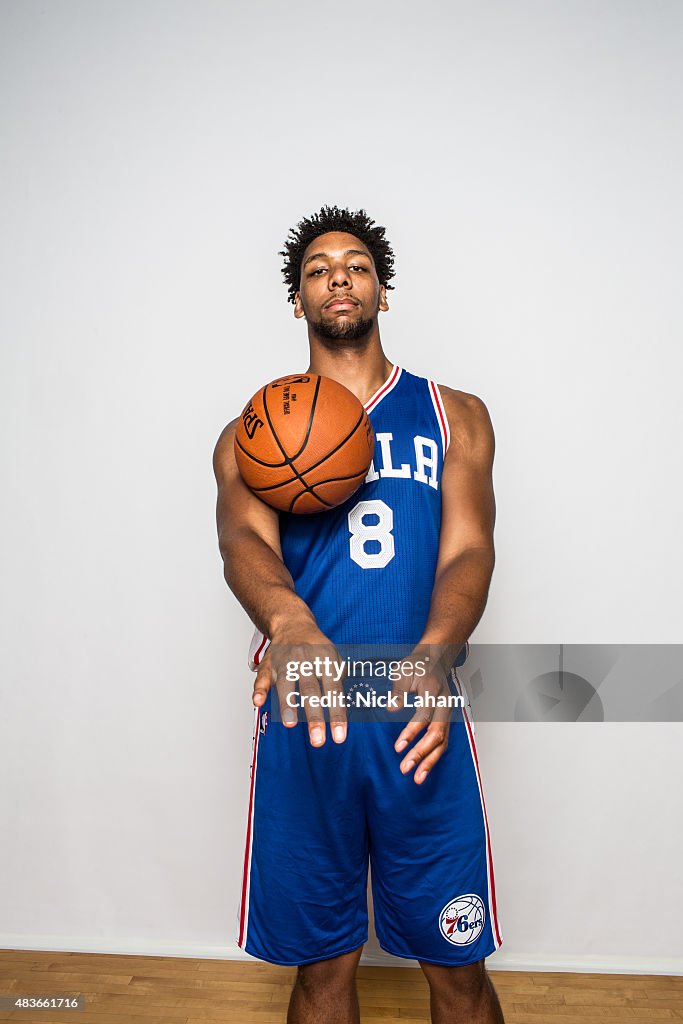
0, 950, 681, 1023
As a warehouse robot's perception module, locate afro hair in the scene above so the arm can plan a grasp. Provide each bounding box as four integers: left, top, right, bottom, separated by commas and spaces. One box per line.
279, 204, 396, 304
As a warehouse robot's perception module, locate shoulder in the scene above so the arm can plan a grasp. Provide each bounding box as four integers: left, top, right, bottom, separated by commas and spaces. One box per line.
436, 385, 495, 457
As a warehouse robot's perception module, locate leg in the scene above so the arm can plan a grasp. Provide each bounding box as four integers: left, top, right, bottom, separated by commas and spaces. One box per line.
366, 717, 504, 980
239, 704, 369, 965
420, 958, 505, 1024
287, 945, 363, 1024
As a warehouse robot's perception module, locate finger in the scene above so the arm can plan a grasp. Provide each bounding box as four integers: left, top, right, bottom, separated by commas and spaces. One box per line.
399, 722, 449, 776
252, 655, 273, 707
413, 734, 451, 784
299, 675, 326, 747
319, 650, 347, 744
394, 714, 430, 753
272, 661, 301, 728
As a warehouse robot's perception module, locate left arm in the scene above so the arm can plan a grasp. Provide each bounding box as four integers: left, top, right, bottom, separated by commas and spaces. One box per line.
420, 386, 496, 663
393, 386, 496, 782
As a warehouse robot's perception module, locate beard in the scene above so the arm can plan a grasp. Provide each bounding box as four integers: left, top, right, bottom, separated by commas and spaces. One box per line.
308, 310, 375, 347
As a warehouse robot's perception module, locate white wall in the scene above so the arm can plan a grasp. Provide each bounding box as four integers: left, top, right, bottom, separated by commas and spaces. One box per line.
1, 0, 681, 974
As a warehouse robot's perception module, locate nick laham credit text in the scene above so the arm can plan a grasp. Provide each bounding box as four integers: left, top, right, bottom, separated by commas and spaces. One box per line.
285, 691, 465, 710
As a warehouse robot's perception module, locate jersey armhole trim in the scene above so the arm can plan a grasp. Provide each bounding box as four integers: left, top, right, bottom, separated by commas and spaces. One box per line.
248, 628, 270, 671
428, 380, 450, 456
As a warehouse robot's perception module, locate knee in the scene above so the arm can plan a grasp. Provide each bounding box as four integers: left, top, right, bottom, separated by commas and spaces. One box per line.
420, 958, 488, 1002
296, 947, 363, 994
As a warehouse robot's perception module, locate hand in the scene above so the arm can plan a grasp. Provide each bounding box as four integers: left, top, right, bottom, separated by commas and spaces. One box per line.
252, 618, 348, 747
388, 644, 462, 784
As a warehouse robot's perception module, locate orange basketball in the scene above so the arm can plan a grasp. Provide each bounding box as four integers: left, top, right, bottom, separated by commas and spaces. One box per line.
234, 373, 374, 514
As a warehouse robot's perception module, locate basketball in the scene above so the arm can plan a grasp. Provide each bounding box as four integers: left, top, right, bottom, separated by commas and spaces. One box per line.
234, 373, 374, 514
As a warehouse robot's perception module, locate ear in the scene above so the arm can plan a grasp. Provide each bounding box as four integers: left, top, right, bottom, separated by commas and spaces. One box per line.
293, 291, 305, 319
379, 284, 389, 313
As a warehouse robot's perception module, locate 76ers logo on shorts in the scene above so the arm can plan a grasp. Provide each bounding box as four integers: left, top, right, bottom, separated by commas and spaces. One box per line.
439, 894, 486, 946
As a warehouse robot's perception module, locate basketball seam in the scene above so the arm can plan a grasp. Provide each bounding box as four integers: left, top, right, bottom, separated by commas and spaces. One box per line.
250, 411, 368, 494
261, 377, 336, 510
293, 375, 322, 462
267, 375, 322, 465
291, 409, 367, 479
236, 407, 367, 479
285, 410, 369, 511
287, 464, 369, 512
289, 489, 314, 513
234, 434, 289, 469
249, 466, 369, 494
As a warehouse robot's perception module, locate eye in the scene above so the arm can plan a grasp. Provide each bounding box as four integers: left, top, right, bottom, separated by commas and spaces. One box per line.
350, 265, 366, 272
309, 268, 326, 276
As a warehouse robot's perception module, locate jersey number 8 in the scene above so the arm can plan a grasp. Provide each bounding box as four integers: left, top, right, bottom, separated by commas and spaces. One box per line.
348, 499, 395, 569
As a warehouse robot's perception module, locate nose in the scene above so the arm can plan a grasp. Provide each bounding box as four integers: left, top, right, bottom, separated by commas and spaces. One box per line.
329, 261, 351, 289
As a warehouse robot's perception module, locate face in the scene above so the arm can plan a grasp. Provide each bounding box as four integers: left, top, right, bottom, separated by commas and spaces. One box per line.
294, 231, 389, 343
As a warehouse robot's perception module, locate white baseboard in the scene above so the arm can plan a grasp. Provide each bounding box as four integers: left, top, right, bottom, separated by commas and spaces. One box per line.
0, 935, 680, 977
360, 947, 683, 976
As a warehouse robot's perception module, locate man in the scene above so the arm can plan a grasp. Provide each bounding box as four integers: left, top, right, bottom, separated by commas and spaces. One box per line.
213, 205, 505, 1023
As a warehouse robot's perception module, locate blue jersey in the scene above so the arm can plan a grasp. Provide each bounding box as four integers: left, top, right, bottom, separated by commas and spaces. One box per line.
238, 366, 503, 968
248, 365, 463, 663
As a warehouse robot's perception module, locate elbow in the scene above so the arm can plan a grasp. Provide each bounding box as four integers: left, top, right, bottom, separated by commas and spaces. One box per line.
222, 553, 240, 593
478, 542, 496, 586
460, 542, 496, 571
436, 543, 495, 592
217, 531, 240, 591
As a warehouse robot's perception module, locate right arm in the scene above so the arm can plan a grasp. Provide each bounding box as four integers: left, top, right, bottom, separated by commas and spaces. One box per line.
212, 420, 347, 744
213, 418, 317, 642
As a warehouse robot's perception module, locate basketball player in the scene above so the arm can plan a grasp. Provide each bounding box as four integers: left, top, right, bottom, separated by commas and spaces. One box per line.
213, 206, 505, 1023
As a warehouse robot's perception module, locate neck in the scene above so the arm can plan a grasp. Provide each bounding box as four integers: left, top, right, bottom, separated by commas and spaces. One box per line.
306, 332, 393, 407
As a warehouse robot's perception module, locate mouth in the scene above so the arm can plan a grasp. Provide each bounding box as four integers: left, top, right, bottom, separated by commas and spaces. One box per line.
325, 298, 359, 312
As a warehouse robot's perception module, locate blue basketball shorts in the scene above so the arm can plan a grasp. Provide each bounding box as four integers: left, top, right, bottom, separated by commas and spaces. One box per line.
235, 672, 503, 967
